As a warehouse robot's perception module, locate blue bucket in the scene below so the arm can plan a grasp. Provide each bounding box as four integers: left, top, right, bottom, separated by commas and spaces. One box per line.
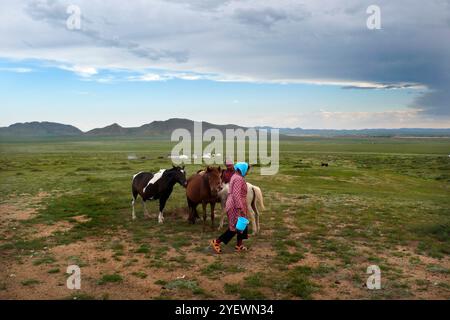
236, 217, 249, 232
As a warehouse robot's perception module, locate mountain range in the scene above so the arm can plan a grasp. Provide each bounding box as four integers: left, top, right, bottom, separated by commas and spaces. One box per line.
0, 119, 245, 138
1, 119, 450, 138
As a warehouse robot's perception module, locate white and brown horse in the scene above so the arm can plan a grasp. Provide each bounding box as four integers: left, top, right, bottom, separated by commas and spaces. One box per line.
131, 166, 187, 223
218, 182, 265, 235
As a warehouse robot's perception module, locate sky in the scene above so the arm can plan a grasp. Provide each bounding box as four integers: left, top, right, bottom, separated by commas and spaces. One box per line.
0, 0, 449, 131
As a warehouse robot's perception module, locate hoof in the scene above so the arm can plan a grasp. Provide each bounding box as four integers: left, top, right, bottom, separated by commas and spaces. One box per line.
158, 217, 164, 224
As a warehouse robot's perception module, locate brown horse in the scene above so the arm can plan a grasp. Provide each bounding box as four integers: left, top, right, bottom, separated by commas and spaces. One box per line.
186, 166, 222, 230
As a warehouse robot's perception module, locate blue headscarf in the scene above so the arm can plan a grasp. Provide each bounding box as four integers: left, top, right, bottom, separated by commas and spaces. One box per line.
234, 162, 249, 177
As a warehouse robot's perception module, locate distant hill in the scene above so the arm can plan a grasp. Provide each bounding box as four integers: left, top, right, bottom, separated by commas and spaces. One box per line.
85, 123, 131, 136
85, 118, 245, 136
1, 119, 450, 138
0, 118, 246, 138
0, 121, 83, 137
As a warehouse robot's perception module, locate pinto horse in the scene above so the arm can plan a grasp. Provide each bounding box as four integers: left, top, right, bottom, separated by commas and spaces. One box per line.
131, 166, 187, 223
186, 166, 222, 230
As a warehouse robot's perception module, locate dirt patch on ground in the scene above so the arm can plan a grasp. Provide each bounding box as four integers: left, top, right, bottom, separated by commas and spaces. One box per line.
29, 221, 74, 239
309, 244, 450, 300
0, 193, 93, 243
0, 192, 49, 221
0, 192, 52, 245
0, 223, 280, 300
378, 246, 450, 300
1, 234, 164, 299
1, 190, 448, 300
70, 215, 92, 224
0, 204, 36, 221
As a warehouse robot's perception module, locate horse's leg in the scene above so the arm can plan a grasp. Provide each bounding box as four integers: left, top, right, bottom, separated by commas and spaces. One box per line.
187, 199, 191, 223
131, 189, 138, 220
195, 207, 200, 219
187, 198, 194, 224
218, 197, 226, 230
142, 199, 151, 219
210, 202, 216, 230
248, 206, 257, 235
252, 202, 260, 235
201, 202, 207, 231
158, 196, 168, 224
131, 198, 136, 220
192, 206, 197, 224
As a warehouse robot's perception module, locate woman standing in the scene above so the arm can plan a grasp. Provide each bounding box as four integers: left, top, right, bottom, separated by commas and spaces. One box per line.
211, 162, 250, 253
221, 159, 235, 184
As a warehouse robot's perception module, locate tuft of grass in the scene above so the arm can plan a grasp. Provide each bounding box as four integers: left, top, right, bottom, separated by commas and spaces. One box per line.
201, 261, 225, 276
67, 255, 88, 267
273, 266, 317, 299
131, 271, 147, 279
21, 279, 41, 286
47, 268, 60, 274
202, 260, 244, 279
165, 279, 204, 295
135, 244, 150, 253
426, 264, 450, 274
154, 279, 167, 286
244, 273, 264, 288
33, 255, 56, 266
171, 237, 191, 249
66, 292, 96, 300
97, 273, 123, 285
224, 283, 266, 300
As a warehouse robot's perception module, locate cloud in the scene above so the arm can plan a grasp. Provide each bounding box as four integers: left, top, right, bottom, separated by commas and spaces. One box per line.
0, 0, 449, 120
126, 70, 215, 82
233, 4, 310, 29
23, 0, 189, 63
411, 85, 450, 116
127, 73, 165, 82
59, 65, 97, 77
234, 7, 289, 28
236, 109, 449, 130
166, 0, 232, 11
0, 67, 33, 73
342, 83, 426, 90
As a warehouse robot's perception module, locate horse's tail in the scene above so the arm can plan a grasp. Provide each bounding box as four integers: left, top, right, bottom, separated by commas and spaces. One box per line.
252, 186, 265, 211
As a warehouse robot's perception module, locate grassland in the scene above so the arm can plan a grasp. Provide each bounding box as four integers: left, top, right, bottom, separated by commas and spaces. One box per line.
0, 136, 449, 299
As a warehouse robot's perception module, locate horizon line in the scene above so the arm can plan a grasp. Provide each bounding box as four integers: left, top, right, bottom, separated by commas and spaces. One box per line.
1, 119, 450, 133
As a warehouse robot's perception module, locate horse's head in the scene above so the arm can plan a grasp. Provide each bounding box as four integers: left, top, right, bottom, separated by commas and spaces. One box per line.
205, 166, 222, 196
171, 165, 187, 187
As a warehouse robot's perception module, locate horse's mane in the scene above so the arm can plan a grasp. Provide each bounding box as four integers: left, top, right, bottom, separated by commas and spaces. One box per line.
163, 166, 183, 176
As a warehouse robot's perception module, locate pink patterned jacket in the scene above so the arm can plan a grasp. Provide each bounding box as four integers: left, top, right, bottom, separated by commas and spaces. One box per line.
225, 173, 248, 232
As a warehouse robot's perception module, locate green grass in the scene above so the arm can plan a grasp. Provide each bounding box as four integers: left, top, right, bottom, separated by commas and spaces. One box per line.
97, 274, 123, 285
135, 244, 150, 253
32, 255, 56, 266
47, 268, 60, 274
1, 136, 449, 299
131, 271, 147, 279
165, 279, 205, 295
21, 279, 41, 286
224, 283, 267, 300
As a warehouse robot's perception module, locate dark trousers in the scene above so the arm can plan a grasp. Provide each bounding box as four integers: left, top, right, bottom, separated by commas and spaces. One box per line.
218, 226, 248, 245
